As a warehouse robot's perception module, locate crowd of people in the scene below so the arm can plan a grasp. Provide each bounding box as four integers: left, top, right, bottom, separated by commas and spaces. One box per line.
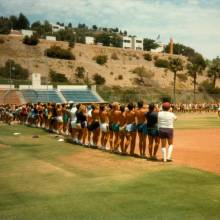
0, 101, 220, 162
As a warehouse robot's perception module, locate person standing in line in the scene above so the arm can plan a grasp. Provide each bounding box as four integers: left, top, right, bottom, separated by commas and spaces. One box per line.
158, 102, 177, 162
145, 103, 160, 160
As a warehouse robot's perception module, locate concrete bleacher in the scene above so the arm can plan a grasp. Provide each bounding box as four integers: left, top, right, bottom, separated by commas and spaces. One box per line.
0, 89, 22, 105
21, 89, 63, 103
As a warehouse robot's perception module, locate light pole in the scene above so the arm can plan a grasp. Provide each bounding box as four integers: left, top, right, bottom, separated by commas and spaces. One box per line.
9, 62, 15, 89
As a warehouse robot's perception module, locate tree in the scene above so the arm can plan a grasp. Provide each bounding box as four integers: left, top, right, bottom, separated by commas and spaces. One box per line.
92, 25, 97, 30
9, 15, 18, 29
68, 22, 72, 28
75, 66, 85, 79
110, 34, 122, 47
168, 58, 184, 103
143, 38, 159, 51
0, 17, 11, 34
93, 73, 105, 85
208, 56, 220, 88
17, 13, 29, 29
23, 34, 39, 46
0, 59, 29, 80
95, 33, 111, 46
164, 43, 196, 58
187, 53, 206, 102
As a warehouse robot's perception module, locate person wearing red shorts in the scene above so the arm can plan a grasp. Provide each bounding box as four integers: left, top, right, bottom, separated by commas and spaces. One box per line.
158, 102, 177, 162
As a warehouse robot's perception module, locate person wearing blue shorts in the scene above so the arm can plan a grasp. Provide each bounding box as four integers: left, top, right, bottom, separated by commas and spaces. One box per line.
145, 103, 160, 160
135, 101, 147, 157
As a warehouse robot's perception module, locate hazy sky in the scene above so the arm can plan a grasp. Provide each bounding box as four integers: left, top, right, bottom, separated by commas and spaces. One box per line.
1, 0, 220, 59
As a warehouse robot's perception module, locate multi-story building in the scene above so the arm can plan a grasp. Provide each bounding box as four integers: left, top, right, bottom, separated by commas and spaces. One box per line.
122, 36, 143, 51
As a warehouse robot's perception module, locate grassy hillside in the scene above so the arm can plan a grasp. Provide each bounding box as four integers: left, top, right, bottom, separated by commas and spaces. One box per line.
0, 34, 210, 88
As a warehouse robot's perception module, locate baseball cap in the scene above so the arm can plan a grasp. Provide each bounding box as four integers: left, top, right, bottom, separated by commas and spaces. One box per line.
162, 102, 170, 108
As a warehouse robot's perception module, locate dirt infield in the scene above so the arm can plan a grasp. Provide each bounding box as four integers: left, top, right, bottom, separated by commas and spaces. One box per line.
172, 129, 220, 175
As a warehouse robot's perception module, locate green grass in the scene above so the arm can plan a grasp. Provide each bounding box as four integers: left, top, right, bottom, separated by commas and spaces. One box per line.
0, 123, 220, 219
175, 114, 220, 129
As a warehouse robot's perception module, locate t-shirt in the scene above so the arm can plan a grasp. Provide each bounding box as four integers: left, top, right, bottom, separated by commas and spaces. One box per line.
158, 111, 177, 129
145, 111, 158, 128
70, 107, 77, 121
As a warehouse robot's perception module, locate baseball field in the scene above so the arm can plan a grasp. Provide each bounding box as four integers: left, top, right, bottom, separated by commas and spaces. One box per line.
0, 113, 220, 220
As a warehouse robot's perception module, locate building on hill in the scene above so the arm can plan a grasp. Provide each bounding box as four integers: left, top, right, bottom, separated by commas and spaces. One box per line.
122, 36, 143, 51
46, 36, 56, 41
151, 42, 164, 53
10, 29, 22, 36
21, 29, 35, 37
133, 37, 143, 50
52, 24, 65, 33
85, 36, 94, 45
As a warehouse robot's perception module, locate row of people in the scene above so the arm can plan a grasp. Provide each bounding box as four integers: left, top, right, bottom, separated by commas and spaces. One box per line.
0, 101, 178, 162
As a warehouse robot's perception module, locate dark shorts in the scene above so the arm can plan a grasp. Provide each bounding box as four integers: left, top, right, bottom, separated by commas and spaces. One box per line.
137, 123, 148, 134
148, 127, 159, 137
88, 121, 99, 131
159, 128, 174, 139
111, 123, 120, 132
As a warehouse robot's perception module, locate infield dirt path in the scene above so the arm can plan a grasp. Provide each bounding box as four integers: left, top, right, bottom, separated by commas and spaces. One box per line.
170, 129, 220, 175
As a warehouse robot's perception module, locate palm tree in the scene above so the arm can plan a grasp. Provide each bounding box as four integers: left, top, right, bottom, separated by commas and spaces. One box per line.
187, 53, 206, 103
168, 57, 183, 103
208, 56, 220, 88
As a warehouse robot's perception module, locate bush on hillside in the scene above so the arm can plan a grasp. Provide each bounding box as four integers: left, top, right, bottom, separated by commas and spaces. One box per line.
94, 55, 108, 65
75, 66, 85, 79
50, 70, 69, 83
198, 80, 220, 94
0, 59, 29, 80
45, 46, 75, 60
154, 58, 169, 68
118, 74, 123, 80
93, 73, 106, 85
143, 53, 152, 61
23, 34, 39, 46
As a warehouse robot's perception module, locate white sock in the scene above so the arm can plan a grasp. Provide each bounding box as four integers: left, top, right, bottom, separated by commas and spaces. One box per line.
161, 147, 167, 162
167, 145, 173, 160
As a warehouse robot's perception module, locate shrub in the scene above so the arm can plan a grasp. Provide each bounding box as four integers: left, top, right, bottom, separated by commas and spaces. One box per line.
50, 70, 69, 83
94, 55, 108, 65
154, 58, 169, 68
68, 40, 75, 48
93, 73, 106, 85
177, 73, 188, 82
118, 74, 123, 80
0, 59, 29, 79
143, 53, 152, 61
111, 52, 119, 60
23, 34, 39, 46
198, 80, 220, 94
45, 46, 75, 60
0, 38, 4, 44
110, 72, 114, 75
153, 55, 158, 61
75, 66, 85, 79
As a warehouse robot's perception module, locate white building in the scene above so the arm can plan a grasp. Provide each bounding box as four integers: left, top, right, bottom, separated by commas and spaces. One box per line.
46, 36, 56, 41
85, 36, 94, 45
133, 37, 143, 50
21, 29, 34, 37
151, 42, 164, 53
122, 36, 132, 49
52, 24, 65, 33
122, 36, 143, 51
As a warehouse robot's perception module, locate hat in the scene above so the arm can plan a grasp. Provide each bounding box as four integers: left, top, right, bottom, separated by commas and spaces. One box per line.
162, 102, 170, 108
68, 101, 74, 104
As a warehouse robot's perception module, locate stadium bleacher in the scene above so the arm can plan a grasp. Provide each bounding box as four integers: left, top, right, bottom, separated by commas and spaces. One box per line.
21, 89, 63, 103
60, 89, 101, 103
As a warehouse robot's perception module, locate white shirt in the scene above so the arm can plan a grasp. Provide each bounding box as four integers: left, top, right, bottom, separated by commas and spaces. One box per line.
158, 111, 177, 129
70, 107, 77, 121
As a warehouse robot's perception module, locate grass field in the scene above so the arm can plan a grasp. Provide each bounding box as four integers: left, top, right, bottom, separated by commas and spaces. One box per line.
0, 114, 220, 220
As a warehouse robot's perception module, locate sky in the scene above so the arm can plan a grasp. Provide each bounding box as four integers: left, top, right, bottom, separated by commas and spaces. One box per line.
0, 0, 220, 59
